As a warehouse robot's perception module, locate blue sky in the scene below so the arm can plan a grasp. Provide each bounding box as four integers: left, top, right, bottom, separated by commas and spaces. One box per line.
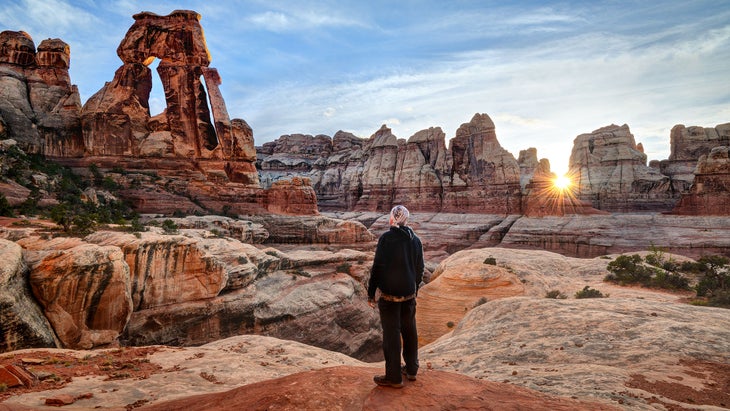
2, 0, 729, 174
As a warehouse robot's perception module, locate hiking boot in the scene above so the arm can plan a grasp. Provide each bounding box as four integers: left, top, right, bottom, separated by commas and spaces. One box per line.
401, 365, 417, 381
373, 375, 404, 388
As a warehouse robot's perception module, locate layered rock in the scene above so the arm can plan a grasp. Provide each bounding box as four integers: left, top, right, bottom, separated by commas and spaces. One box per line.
416, 249, 526, 346
423, 297, 730, 410
0, 218, 379, 359
0, 31, 83, 156
444, 113, 522, 212
672, 146, 730, 215
78, 10, 258, 184
661, 123, 730, 188
521, 158, 607, 217
0, 239, 57, 352
19, 9, 317, 216
23, 241, 133, 349
568, 124, 675, 212
258, 113, 521, 213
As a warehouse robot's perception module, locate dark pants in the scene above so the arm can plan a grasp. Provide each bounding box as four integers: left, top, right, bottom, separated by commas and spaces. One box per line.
378, 298, 419, 382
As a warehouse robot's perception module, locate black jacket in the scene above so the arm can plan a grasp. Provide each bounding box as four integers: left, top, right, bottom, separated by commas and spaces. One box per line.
368, 225, 424, 299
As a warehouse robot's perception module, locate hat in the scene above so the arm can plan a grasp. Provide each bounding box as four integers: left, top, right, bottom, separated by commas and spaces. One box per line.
390, 205, 409, 226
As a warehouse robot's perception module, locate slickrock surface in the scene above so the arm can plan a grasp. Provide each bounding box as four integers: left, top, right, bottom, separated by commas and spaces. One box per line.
422, 297, 730, 410
0, 239, 58, 352
415, 247, 695, 346
139, 366, 617, 411
352, 211, 730, 260
500, 213, 730, 258
0, 335, 367, 410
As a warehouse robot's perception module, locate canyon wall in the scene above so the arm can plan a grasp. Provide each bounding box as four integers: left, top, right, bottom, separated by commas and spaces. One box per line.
259, 120, 730, 215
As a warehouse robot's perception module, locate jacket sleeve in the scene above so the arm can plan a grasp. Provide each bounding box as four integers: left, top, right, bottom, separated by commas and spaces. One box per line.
414, 236, 425, 289
368, 235, 386, 300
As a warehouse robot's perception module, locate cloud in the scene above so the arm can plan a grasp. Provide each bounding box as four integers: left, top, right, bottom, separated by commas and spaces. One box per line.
245, 7, 370, 32
0, 0, 101, 38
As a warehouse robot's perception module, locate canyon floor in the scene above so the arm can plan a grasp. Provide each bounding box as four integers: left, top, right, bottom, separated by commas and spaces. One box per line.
1, 243, 729, 410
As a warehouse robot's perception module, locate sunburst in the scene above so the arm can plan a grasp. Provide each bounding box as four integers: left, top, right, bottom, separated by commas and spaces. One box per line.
553, 174, 572, 191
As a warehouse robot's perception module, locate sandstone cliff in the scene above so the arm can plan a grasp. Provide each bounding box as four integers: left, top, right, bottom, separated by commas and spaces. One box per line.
568, 124, 675, 211
672, 145, 730, 215
0, 31, 83, 157
259, 113, 524, 213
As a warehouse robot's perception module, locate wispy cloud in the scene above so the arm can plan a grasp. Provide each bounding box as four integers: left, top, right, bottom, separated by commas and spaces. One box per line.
246, 8, 370, 32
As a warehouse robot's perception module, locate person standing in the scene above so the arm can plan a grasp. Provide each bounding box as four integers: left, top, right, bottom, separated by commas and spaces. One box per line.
368, 205, 424, 388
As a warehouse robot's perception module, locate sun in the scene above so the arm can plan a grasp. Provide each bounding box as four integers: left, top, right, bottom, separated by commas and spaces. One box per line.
553, 175, 572, 190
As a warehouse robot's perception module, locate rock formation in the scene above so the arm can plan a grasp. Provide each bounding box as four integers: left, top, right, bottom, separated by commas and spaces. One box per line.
12, 9, 318, 216
661, 123, 730, 188
672, 146, 730, 215
422, 296, 730, 410
521, 157, 607, 217
0, 216, 380, 359
0, 239, 57, 352
19, 237, 133, 350
258, 113, 522, 213
0, 31, 83, 156
568, 124, 675, 212
355, 211, 730, 260
75, 10, 258, 186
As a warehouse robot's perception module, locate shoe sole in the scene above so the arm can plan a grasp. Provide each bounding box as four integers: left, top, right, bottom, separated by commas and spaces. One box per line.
375, 381, 404, 388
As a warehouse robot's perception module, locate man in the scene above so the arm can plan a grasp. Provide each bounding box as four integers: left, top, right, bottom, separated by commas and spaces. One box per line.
368, 205, 425, 388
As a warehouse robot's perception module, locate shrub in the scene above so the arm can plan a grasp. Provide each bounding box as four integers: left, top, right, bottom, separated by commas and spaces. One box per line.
0, 382, 6, 392
336, 262, 352, 274
651, 271, 690, 290
605, 254, 652, 285
161, 219, 178, 234
446, 321, 455, 328
694, 256, 730, 308
237, 256, 248, 264
545, 290, 567, 299
0, 193, 14, 217
575, 286, 607, 299
483, 257, 497, 265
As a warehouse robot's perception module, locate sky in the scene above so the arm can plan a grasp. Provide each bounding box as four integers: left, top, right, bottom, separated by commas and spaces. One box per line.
2, 0, 729, 174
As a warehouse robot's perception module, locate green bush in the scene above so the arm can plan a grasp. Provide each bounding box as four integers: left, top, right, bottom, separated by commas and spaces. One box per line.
575, 286, 607, 299
161, 219, 178, 234
545, 290, 567, 299
605, 254, 690, 291
605, 254, 653, 285
0, 193, 14, 217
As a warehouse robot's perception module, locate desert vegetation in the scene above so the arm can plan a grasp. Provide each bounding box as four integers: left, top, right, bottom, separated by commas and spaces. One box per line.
604, 250, 729, 308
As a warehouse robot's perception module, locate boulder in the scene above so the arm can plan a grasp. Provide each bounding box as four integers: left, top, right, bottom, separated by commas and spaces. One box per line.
27, 242, 133, 349
0, 239, 57, 353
